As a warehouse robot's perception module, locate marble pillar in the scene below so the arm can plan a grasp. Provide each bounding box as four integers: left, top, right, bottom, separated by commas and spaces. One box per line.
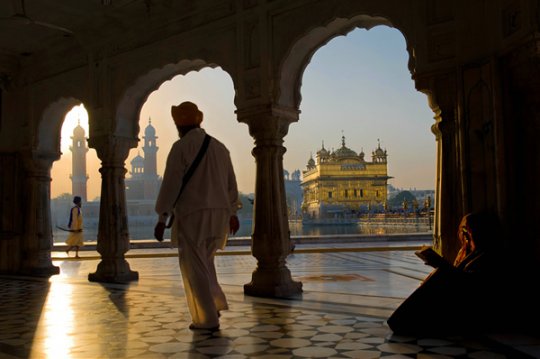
416, 74, 462, 259
88, 135, 138, 283
20, 151, 60, 276
238, 106, 303, 298
500, 37, 540, 263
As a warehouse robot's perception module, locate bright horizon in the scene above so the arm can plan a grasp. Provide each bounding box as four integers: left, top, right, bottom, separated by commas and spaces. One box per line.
51, 26, 436, 200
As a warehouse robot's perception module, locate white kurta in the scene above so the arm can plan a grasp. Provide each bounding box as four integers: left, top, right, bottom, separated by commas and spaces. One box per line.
155, 128, 240, 328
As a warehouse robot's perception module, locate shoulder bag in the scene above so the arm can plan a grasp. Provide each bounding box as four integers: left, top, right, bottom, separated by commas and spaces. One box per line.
166, 134, 212, 228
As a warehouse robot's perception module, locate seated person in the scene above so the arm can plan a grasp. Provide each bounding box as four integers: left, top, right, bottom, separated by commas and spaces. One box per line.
387, 211, 504, 335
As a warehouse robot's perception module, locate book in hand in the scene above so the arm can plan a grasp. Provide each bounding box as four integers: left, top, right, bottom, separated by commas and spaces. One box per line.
415, 246, 447, 268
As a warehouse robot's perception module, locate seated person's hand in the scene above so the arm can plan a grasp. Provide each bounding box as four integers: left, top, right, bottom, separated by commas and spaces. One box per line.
229, 215, 240, 235
154, 222, 166, 242
415, 246, 448, 268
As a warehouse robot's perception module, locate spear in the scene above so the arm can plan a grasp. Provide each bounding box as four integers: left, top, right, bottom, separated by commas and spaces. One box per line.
55, 226, 83, 233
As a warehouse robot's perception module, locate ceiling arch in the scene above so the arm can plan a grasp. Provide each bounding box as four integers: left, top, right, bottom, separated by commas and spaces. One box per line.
37, 97, 82, 154
277, 15, 415, 110
115, 59, 236, 139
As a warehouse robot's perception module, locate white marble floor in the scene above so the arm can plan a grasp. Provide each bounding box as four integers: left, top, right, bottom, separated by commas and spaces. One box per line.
1, 243, 539, 358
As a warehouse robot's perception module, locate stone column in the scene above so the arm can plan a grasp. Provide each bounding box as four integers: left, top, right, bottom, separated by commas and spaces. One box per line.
88, 135, 138, 283
416, 74, 462, 259
500, 36, 540, 263
238, 105, 303, 298
20, 151, 60, 276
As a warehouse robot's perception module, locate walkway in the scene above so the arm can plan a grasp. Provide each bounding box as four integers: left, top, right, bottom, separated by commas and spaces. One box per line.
1, 240, 539, 358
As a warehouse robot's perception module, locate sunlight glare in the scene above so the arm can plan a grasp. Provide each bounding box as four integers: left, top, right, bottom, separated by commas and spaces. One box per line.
31, 283, 75, 359
61, 105, 89, 153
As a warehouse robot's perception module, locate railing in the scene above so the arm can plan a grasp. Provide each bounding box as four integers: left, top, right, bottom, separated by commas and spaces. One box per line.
52, 232, 433, 251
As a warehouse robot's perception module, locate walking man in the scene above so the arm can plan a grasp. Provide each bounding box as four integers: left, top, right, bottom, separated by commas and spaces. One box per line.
155, 101, 240, 331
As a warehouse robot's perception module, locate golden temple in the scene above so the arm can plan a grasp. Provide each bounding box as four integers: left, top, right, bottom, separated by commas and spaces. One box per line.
302, 136, 391, 220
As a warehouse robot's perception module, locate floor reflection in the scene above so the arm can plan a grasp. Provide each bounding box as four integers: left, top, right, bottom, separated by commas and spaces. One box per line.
58, 261, 82, 277
0, 249, 537, 358
36, 283, 75, 359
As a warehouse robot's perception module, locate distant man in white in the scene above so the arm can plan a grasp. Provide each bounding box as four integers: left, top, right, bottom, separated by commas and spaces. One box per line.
154, 101, 240, 331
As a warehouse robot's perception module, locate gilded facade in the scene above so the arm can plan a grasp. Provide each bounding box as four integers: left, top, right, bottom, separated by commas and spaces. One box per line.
302, 137, 390, 220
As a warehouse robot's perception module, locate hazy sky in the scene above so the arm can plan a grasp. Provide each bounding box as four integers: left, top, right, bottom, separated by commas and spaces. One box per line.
51, 26, 436, 200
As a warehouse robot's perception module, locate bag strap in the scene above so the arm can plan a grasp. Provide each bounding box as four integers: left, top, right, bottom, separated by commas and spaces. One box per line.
166, 134, 211, 227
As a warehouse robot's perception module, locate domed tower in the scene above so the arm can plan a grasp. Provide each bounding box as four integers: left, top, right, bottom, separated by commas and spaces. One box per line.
142, 118, 160, 199
306, 153, 316, 170
372, 139, 388, 163
70, 120, 89, 201
125, 152, 145, 200
143, 118, 158, 178
316, 141, 330, 164
358, 148, 365, 162
130, 152, 145, 178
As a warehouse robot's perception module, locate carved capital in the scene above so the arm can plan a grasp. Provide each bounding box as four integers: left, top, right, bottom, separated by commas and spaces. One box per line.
88, 135, 137, 167
21, 150, 61, 178
237, 105, 299, 146
415, 71, 458, 140
252, 144, 286, 159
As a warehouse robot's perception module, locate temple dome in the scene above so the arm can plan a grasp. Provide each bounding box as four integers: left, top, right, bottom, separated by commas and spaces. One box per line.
131, 153, 144, 165
334, 146, 357, 158
316, 141, 330, 157
334, 135, 357, 158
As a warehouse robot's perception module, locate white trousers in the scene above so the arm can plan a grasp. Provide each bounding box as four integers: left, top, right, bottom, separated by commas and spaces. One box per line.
175, 209, 229, 328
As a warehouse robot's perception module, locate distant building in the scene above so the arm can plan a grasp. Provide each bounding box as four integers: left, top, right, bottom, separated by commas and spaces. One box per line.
67, 118, 163, 232
387, 186, 435, 211
125, 118, 162, 201
301, 136, 391, 219
70, 120, 89, 201
284, 169, 303, 219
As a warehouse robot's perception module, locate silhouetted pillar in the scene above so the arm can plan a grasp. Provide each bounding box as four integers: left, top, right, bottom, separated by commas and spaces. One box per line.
20, 151, 60, 276
417, 74, 462, 260
88, 135, 138, 283
500, 37, 540, 263
238, 106, 302, 298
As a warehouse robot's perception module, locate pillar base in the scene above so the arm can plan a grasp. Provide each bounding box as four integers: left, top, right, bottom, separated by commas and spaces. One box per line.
20, 250, 60, 277
244, 267, 303, 298
88, 259, 139, 283
21, 264, 60, 277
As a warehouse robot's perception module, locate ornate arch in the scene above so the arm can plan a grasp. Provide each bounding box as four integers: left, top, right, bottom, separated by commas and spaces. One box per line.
115, 59, 237, 139
37, 97, 82, 154
277, 15, 415, 110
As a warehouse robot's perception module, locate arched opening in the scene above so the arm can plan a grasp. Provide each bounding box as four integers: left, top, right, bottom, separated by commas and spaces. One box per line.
49, 104, 100, 248
122, 67, 253, 242
282, 25, 436, 238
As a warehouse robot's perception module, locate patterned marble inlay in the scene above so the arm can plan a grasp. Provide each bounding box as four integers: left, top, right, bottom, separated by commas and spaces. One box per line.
0, 249, 536, 358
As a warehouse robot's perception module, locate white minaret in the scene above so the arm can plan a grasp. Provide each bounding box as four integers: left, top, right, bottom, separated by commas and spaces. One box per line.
70, 119, 89, 201
142, 117, 159, 199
